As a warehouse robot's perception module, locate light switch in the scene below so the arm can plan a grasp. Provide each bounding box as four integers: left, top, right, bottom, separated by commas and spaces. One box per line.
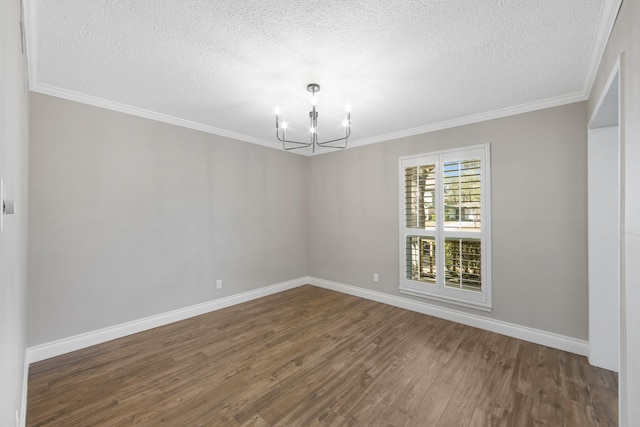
1, 179, 16, 234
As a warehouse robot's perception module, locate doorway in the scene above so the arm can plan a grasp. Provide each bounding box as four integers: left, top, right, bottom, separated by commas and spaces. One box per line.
587, 64, 621, 373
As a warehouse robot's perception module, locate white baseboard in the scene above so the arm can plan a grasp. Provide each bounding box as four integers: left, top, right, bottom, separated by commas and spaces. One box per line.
26, 277, 308, 363
26, 275, 588, 366
588, 350, 619, 372
307, 277, 588, 356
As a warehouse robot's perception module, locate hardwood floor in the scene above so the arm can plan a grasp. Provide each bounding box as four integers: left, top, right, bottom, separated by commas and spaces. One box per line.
27, 285, 618, 426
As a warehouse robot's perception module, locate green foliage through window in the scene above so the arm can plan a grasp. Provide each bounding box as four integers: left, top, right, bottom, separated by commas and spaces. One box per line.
406, 236, 436, 283
444, 238, 481, 292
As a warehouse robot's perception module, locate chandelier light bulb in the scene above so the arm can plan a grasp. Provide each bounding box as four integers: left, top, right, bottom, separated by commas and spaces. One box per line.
310, 127, 316, 134
310, 96, 317, 106
281, 121, 288, 129
342, 119, 350, 127
274, 106, 281, 115
345, 104, 352, 112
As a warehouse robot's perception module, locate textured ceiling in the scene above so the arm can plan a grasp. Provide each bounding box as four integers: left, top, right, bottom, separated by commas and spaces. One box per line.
25, 0, 616, 153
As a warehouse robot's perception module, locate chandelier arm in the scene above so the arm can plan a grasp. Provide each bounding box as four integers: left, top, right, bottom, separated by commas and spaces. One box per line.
310, 108, 318, 147
316, 126, 350, 147
316, 138, 347, 147
276, 129, 312, 146
280, 139, 312, 150
316, 140, 348, 149
277, 136, 312, 146
316, 133, 350, 145
276, 113, 311, 148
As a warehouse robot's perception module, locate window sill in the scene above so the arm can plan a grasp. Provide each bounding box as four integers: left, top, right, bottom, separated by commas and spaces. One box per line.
398, 286, 492, 312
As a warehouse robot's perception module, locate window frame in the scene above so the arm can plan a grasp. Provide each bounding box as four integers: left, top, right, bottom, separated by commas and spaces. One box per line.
398, 144, 492, 311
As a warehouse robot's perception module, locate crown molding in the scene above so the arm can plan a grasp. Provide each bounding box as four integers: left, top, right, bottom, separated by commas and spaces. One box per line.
30, 83, 282, 150
342, 91, 587, 152
582, 0, 624, 99
28, 81, 587, 157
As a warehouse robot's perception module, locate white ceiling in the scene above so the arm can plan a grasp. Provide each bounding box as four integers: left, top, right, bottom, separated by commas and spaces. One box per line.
25, 0, 619, 154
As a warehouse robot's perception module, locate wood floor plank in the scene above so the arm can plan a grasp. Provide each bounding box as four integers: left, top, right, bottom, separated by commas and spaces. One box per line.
27, 285, 617, 426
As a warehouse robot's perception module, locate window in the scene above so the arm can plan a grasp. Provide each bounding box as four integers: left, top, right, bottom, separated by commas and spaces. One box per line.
399, 145, 491, 311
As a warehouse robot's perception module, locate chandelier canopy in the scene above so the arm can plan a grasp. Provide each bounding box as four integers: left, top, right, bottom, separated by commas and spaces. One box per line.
275, 83, 351, 153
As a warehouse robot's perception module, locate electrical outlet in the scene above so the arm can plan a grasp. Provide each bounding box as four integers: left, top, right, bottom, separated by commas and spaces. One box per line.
216, 279, 222, 290
373, 273, 379, 283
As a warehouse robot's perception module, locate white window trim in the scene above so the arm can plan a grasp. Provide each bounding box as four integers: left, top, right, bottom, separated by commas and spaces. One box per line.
398, 144, 492, 311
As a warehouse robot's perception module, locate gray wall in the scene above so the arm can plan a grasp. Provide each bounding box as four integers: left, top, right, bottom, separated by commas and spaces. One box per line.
28, 95, 589, 349
28, 96, 589, 346
308, 102, 588, 339
0, 0, 30, 424
28, 94, 309, 346
588, 0, 640, 423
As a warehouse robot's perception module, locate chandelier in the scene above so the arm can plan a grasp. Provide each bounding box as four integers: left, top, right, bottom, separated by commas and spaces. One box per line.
275, 83, 351, 153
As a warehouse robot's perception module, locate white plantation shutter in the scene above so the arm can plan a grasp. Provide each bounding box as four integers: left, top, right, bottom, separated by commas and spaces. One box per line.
399, 145, 491, 311
444, 238, 482, 291
404, 164, 436, 229
443, 158, 482, 231
406, 236, 436, 284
